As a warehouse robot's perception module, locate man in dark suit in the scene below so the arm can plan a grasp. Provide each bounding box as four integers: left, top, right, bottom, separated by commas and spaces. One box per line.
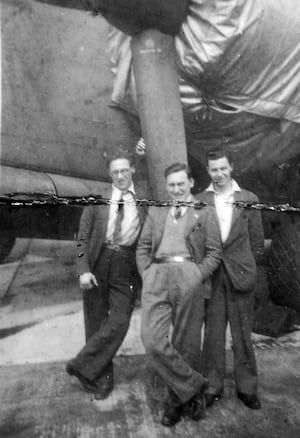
198, 149, 264, 410
66, 149, 147, 400
136, 162, 221, 426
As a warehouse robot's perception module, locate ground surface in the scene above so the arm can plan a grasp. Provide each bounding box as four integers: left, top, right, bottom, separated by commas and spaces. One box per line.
1, 350, 300, 438
0, 239, 300, 437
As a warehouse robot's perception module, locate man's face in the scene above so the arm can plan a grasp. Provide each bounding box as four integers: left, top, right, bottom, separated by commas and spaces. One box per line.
207, 156, 233, 189
166, 170, 194, 201
109, 158, 135, 192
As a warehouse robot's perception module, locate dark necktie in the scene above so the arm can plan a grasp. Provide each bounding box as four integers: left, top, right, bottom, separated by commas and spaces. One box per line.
174, 206, 182, 220
112, 196, 124, 244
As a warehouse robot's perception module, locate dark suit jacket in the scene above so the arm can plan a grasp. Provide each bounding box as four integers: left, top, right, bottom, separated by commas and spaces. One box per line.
197, 189, 264, 292
76, 187, 148, 276
136, 196, 222, 299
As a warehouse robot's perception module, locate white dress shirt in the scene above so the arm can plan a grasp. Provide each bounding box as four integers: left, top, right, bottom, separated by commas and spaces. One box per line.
205, 179, 241, 243
105, 183, 141, 246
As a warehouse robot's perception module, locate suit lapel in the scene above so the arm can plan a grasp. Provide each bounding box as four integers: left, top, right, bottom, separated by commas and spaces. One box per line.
201, 191, 215, 207
135, 187, 148, 224
201, 188, 243, 226
230, 191, 243, 229
184, 196, 202, 237
94, 189, 111, 240
199, 187, 243, 248
154, 205, 169, 244
219, 190, 243, 248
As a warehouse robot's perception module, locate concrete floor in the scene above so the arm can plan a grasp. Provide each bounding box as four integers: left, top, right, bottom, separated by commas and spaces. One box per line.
1, 239, 300, 437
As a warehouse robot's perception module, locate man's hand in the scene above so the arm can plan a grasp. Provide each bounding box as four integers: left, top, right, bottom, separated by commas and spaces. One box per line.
79, 272, 99, 291
135, 137, 146, 155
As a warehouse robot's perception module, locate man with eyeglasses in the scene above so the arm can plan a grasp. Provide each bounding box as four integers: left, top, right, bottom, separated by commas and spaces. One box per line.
66, 148, 147, 400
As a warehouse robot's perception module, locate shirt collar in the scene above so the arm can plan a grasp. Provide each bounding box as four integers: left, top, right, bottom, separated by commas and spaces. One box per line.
185, 194, 193, 203
171, 194, 193, 205
112, 182, 135, 199
171, 194, 193, 215
205, 179, 241, 195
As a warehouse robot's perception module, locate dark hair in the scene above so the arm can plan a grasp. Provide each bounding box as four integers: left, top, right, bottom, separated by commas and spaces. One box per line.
206, 149, 233, 166
164, 162, 193, 179
106, 147, 135, 168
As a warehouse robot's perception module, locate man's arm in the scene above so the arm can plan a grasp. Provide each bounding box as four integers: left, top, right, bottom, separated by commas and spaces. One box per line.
76, 206, 95, 276
248, 193, 265, 264
76, 206, 99, 290
136, 209, 154, 276
198, 206, 222, 280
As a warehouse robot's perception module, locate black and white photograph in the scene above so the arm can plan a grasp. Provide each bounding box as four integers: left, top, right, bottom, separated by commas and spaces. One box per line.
0, 0, 300, 436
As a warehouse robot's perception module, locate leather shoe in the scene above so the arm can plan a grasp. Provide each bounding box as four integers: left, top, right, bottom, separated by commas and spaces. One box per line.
94, 378, 114, 400
237, 392, 261, 409
187, 390, 206, 421
184, 379, 209, 421
205, 393, 222, 408
161, 404, 183, 427
161, 390, 184, 427
65, 361, 96, 393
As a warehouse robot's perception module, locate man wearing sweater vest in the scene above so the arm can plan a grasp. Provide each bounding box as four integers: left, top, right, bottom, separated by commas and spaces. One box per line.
198, 149, 264, 410
136, 162, 221, 426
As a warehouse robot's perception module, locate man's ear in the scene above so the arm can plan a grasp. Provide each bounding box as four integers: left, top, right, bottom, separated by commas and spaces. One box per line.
131, 166, 136, 174
190, 177, 195, 188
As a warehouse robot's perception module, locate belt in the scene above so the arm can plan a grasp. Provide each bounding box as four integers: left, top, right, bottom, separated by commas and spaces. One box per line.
152, 256, 194, 263
103, 243, 135, 252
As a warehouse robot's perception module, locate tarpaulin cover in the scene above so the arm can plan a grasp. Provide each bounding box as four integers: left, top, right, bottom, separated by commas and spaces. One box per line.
108, 0, 300, 174
176, 0, 300, 123
109, 0, 300, 122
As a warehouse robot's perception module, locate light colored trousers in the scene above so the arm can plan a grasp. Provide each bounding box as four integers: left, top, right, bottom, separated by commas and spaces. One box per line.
141, 261, 207, 403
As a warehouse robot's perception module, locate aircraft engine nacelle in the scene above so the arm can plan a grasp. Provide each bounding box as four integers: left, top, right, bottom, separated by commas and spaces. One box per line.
80, 0, 189, 36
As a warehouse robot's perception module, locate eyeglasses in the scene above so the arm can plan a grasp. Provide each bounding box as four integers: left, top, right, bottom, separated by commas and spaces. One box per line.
110, 168, 131, 177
